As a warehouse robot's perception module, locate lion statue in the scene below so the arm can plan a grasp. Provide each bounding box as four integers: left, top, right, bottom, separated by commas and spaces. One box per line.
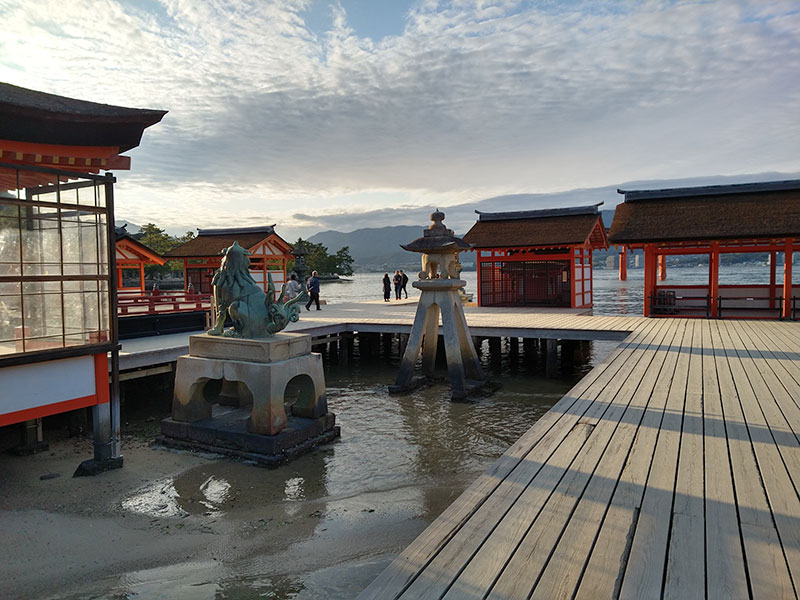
207, 241, 304, 338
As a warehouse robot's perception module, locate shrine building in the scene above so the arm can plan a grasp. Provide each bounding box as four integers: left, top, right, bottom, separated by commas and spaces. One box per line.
0, 82, 165, 468
115, 226, 164, 292
166, 225, 292, 296
463, 205, 608, 308
608, 180, 799, 319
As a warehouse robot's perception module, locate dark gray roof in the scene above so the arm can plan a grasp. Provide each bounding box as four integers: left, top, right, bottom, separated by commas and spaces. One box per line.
197, 226, 276, 236
476, 203, 602, 221
0, 82, 167, 152
618, 180, 800, 202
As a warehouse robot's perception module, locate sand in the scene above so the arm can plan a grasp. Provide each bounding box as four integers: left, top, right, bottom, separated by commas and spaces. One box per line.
0, 432, 440, 600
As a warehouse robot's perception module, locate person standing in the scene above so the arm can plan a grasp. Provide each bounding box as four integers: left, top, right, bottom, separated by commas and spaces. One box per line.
305, 270, 321, 311
393, 270, 402, 300
400, 269, 409, 299
382, 273, 391, 302
285, 272, 302, 300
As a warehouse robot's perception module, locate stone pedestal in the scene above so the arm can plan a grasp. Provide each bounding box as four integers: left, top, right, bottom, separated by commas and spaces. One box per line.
391, 279, 484, 400
163, 332, 337, 463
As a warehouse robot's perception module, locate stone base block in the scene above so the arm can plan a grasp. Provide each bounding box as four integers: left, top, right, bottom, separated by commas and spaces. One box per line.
188, 332, 311, 363
159, 404, 339, 466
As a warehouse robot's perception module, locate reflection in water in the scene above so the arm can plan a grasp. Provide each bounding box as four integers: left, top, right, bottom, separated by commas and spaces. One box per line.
104, 291, 635, 599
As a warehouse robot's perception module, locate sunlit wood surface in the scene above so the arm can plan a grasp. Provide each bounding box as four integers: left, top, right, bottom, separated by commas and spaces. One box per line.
357, 317, 800, 600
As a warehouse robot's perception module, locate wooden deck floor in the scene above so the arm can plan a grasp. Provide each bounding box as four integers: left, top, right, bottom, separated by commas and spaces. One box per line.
118, 301, 639, 370
357, 318, 800, 600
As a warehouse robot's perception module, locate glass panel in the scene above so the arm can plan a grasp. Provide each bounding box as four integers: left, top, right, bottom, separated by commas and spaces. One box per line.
64, 291, 99, 333
97, 213, 108, 274
0, 203, 20, 275
30, 187, 58, 205
95, 183, 106, 208
22, 287, 63, 340
21, 205, 61, 274
76, 183, 99, 207
0, 281, 21, 347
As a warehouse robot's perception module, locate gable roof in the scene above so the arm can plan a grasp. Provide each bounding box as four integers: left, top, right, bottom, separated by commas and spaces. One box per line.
608, 180, 800, 244
114, 227, 165, 265
463, 205, 608, 249
0, 82, 167, 152
165, 226, 291, 258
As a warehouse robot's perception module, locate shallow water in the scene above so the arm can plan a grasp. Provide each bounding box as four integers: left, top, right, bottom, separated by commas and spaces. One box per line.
75, 341, 605, 600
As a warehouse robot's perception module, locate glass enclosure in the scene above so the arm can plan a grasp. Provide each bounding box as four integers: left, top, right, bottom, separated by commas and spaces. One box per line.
0, 171, 113, 357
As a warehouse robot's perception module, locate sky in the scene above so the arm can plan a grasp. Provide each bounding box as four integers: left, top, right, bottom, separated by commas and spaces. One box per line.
1, 0, 799, 240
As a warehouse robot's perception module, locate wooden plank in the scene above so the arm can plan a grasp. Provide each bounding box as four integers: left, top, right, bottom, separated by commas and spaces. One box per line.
700, 320, 749, 599
393, 321, 673, 600
356, 319, 664, 599
719, 319, 800, 595
469, 321, 681, 600
574, 319, 695, 599
663, 317, 706, 600
529, 319, 690, 600
711, 320, 796, 600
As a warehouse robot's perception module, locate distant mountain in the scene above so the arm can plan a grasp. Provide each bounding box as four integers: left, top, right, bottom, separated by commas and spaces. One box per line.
309, 225, 426, 271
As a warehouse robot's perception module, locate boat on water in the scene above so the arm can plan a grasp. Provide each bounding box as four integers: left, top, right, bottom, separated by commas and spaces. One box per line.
317, 274, 353, 282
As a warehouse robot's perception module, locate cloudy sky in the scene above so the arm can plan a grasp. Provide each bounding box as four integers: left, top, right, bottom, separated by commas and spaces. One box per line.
1, 0, 798, 239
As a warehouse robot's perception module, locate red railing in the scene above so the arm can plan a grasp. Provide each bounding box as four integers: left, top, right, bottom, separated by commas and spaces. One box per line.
117, 289, 212, 316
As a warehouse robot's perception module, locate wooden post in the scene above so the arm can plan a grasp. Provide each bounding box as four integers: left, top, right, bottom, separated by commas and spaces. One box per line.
783, 238, 793, 319
488, 336, 501, 367
619, 245, 627, 281
643, 245, 657, 317
658, 254, 667, 281
769, 249, 777, 311
710, 242, 720, 318
545, 339, 558, 378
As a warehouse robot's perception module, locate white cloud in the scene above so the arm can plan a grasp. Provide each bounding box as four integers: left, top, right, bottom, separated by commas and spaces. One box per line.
0, 0, 798, 232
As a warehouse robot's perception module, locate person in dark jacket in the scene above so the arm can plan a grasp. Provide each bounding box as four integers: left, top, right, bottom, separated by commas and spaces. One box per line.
400, 269, 409, 299
393, 270, 402, 300
382, 273, 391, 302
305, 270, 321, 310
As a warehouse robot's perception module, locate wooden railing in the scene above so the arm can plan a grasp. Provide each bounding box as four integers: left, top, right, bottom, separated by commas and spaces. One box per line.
117, 290, 212, 316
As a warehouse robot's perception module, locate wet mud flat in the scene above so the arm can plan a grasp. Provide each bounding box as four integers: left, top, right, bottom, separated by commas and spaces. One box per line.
0, 346, 608, 600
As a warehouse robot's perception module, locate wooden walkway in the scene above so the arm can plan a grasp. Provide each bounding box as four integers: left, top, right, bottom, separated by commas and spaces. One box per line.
117, 302, 639, 371
357, 317, 800, 600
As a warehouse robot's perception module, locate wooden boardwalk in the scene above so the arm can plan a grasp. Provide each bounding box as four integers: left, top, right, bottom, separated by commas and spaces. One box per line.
357, 317, 800, 600
118, 301, 639, 371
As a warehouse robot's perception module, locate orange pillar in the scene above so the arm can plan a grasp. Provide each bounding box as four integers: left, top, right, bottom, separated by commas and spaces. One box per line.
658, 254, 667, 281
643, 245, 657, 317
783, 238, 793, 319
770, 249, 777, 310
709, 243, 719, 318
139, 263, 145, 292
618, 245, 627, 281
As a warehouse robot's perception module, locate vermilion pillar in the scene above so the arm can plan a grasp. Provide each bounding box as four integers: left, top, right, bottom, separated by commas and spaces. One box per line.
770, 249, 777, 310
618, 245, 627, 281
643, 245, 657, 317
709, 243, 720, 318
783, 238, 793, 319
658, 254, 667, 281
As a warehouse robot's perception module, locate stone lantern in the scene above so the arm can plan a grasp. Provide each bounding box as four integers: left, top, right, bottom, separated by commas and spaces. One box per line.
292, 239, 308, 282
390, 210, 484, 399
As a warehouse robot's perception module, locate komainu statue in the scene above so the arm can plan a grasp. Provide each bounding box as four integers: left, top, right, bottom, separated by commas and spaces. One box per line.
208, 241, 303, 338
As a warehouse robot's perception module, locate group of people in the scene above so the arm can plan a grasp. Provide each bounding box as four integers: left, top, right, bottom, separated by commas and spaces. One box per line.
284, 270, 322, 311
382, 270, 409, 302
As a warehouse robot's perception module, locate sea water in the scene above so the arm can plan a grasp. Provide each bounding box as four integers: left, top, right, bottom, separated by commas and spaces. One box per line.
58, 264, 780, 599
